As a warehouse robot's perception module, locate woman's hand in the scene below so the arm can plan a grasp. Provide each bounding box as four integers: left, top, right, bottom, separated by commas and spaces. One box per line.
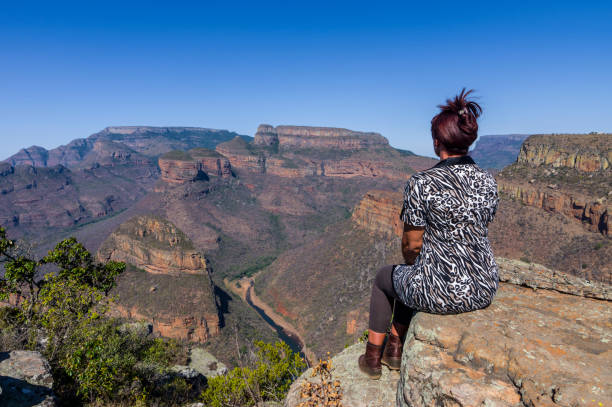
402, 223, 425, 265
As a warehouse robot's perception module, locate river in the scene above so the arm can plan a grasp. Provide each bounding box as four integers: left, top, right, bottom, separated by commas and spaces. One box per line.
225, 277, 315, 365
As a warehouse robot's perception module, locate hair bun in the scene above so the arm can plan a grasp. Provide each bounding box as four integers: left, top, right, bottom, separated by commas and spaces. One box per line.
430, 88, 482, 155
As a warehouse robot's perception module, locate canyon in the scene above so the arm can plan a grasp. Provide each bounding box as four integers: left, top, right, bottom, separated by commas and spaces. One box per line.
2, 125, 610, 373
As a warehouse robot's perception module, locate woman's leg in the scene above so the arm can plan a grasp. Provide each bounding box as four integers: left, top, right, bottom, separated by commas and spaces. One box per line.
367, 265, 397, 345
367, 265, 414, 343
360, 265, 413, 378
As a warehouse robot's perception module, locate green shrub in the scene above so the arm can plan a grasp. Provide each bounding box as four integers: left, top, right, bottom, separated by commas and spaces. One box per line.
0, 227, 192, 405
201, 340, 306, 407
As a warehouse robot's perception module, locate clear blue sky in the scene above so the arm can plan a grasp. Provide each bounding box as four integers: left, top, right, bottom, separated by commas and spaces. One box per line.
1, 1, 611, 159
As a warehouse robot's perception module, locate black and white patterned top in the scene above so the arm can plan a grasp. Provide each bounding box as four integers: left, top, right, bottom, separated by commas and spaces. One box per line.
392, 155, 499, 314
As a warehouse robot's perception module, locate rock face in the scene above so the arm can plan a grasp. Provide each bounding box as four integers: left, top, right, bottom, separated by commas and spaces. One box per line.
98, 215, 210, 275
497, 134, 611, 237
0, 162, 158, 240
0, 350, 56, 406
98, 216, 220, 342
254, 124, 389, 150
159, 148, 233, 184
497, 257, 611, 300
517, 133, 611, 172
351, 190, 403, 237
215, 128, 435, 181
99, 215, 220, 343
498, 182, 609, 235
397, 279, 611, 407
284, 342, 399, 407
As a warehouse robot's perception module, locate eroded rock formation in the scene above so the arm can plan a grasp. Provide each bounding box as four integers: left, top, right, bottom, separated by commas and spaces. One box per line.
99, 215, 221, 343
518, 133, 611, 172
497, 133, 611, 236
351, 190, 403, 237
159, 148, 233, 184
498, 182, 609, 235
98, 215, 210, 275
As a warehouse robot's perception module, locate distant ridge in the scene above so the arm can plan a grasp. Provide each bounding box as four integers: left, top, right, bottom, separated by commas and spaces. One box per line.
469, 134, 530, 169
3, 126, 252, 167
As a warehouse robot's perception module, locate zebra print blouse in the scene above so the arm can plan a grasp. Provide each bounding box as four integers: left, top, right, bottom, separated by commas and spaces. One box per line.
392, 155, 500, 314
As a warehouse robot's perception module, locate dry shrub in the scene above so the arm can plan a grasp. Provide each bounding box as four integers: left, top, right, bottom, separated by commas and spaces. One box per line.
298, 355, 343, 407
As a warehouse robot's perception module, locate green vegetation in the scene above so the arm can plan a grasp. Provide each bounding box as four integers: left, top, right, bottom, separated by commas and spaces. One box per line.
160, 150, 194, 161
396, 148, 416, 156
201, 340, 306, 407
0, 228, 191, 405
189, 147, 223, 157
0, 227, 309, 405
230, 255, 278, 280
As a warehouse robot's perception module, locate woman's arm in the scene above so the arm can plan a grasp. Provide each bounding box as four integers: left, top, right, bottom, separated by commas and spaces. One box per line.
402, 223, 425, 265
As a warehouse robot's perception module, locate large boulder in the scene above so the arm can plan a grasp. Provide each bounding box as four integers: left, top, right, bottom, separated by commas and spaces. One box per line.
188, 347, 228, 377
0, 350, 56, 407
398, 281, 611, 407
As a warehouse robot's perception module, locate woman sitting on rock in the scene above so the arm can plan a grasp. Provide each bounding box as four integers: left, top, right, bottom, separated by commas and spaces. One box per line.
359, 89, 499, 379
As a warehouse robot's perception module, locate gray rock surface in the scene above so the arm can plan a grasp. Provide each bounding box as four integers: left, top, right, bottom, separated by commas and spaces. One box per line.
497, 257, 611, 300
397, 282, 611, 407
189, 347, 228, 377
284, 342, 399, 407
0, 350, 56, 407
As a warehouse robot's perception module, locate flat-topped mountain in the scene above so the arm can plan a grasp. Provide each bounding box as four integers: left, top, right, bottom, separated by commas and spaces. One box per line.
469, 134, 530, 169
253, 124, 389, 150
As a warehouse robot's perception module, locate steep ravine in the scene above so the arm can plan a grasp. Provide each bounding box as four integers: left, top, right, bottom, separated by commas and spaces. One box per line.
225, 277, 315, 364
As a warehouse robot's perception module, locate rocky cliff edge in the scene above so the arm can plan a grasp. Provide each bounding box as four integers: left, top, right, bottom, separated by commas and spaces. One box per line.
285, 261, 611, 407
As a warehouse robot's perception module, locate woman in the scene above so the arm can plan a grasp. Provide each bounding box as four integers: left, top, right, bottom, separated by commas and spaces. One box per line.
359, 89, 499, 379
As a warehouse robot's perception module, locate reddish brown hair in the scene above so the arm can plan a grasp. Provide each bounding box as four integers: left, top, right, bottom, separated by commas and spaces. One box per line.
431, 88, 482, 155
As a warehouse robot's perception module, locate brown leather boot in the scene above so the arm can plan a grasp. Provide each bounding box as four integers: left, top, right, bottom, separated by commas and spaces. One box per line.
358, 342, 383, 379
381, 333, 403, 370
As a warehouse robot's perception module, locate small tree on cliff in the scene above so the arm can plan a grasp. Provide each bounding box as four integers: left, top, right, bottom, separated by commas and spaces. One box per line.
0, 227, 125, 351
0, 227, 127, 371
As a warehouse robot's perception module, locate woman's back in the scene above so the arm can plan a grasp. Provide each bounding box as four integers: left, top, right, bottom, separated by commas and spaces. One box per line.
394, 155, 499, 314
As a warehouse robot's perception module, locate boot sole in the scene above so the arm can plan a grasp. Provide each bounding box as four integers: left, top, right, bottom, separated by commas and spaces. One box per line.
381, 358, 401, 371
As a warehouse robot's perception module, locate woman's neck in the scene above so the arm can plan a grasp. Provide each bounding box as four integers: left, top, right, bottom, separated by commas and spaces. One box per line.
438, 151, 465, 160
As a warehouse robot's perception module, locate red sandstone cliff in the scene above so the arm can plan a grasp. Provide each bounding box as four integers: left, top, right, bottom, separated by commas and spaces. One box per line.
498, 182, 609, 235
351, 190, 403, 237
159, 148, 232, 184
498, 133, 611, 236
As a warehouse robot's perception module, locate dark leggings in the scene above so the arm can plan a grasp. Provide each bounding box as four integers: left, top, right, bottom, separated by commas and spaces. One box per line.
368, 265, 414, 333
